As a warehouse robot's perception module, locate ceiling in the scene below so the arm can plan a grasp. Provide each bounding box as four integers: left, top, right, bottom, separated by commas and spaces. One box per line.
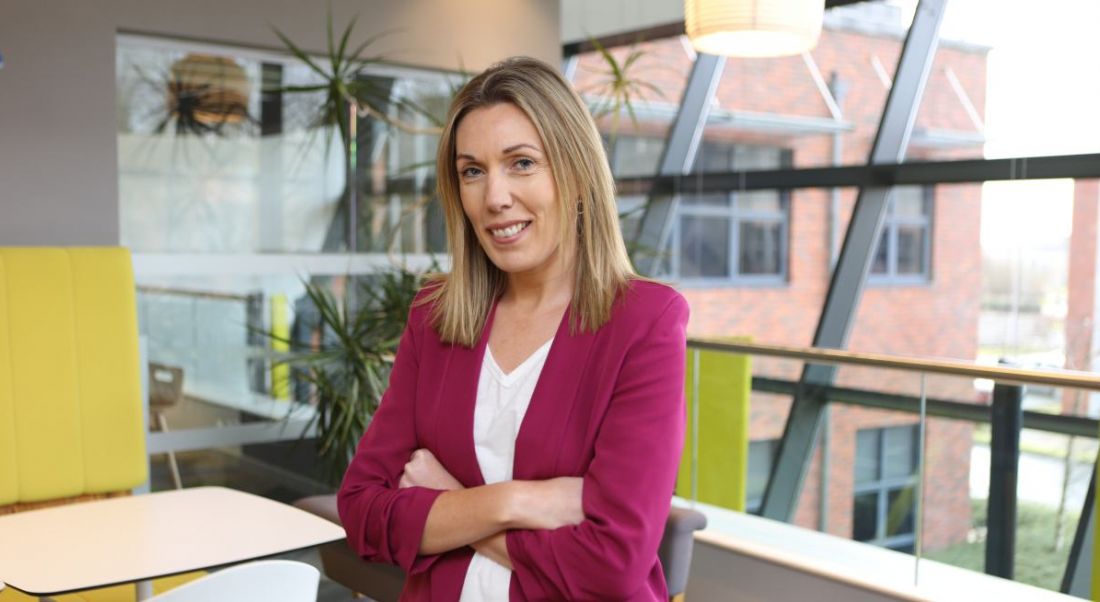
560, 0, 877, 51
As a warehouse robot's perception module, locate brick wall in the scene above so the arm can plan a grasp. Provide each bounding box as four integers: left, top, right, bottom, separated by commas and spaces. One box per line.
1064, 180, 1100, 414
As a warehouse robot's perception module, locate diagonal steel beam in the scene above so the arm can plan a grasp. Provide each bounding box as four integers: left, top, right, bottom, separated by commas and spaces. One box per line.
631, 53, 726, 276
761, 0, 949, 522
1062, 458, 1096, 597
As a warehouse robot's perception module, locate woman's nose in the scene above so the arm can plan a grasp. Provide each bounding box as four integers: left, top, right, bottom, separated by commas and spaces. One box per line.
484, 171, 513, 213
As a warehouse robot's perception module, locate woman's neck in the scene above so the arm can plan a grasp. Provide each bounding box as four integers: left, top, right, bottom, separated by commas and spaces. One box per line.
502, 263, 574, 313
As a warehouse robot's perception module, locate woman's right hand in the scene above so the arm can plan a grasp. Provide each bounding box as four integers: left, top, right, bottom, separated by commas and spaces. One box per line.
512, 477, 584, 530
399, 448, 464, 491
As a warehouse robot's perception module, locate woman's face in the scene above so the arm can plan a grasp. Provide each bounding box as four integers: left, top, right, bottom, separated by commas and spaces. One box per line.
454, 102, 570, 281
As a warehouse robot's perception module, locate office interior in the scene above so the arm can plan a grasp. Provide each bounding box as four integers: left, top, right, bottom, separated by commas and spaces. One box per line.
2, 0, 1100, 600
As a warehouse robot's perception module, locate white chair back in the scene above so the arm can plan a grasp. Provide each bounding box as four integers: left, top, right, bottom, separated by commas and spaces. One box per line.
147, 560, 319, 602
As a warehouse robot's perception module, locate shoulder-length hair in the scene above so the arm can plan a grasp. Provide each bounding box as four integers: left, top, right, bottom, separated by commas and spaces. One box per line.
424, 56, 635, 346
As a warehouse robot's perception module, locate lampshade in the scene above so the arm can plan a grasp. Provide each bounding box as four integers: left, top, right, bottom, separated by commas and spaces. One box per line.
685, 0, 824, 58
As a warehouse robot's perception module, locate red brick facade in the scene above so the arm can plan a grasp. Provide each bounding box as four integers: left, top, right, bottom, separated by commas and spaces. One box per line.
575, 23, 986, 550
1064, 180, 1100, 413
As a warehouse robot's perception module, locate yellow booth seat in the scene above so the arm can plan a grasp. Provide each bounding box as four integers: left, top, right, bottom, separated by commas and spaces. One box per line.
0, 247, 201, 600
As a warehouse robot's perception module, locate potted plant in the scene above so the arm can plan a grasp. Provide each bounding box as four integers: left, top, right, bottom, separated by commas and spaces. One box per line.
266, 267, 425, 485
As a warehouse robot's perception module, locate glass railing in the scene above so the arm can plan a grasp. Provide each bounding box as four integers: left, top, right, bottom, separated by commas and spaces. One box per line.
681, 338, 1100, 598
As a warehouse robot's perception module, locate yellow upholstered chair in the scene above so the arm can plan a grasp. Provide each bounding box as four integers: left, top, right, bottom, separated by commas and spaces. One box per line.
0, 247, 201, 601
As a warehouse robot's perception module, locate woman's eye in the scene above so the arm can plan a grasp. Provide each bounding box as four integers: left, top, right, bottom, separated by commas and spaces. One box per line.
460, 166, 483, 178
514, 158, 535, 170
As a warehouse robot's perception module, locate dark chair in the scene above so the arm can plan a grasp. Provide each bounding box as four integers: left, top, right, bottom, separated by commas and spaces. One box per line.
294, 495, 707, 601
148, 362, 185, 489
661, 506, 708, 602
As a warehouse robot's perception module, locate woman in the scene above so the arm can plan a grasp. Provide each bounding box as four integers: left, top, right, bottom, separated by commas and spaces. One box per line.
337, 56, 689, 601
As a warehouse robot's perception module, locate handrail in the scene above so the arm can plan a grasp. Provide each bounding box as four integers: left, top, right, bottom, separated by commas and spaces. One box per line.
137, 285, 252, 302
687, 338, 1100, 392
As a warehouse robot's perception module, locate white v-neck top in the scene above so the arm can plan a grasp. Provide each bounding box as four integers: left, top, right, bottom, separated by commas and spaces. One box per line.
458, 338, 554, 602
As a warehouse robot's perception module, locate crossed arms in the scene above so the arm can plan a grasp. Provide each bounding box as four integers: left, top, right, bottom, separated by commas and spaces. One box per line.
337, 294, 688, 599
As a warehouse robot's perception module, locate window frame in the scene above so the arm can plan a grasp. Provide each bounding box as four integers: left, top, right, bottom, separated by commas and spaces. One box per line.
868, 185, 934, 286
852, 424, 920, 551
745, 438, 780, 514
671, 145, 793, 286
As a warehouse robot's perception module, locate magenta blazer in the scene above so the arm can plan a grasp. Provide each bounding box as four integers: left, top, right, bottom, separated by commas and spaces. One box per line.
337, 280, 689, 601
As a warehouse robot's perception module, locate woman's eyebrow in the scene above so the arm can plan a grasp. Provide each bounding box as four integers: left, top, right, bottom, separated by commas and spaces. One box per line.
502, 143, 543, 155
456, 143, 542, 162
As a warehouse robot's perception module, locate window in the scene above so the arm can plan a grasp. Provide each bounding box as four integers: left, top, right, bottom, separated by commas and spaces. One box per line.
746, 439, 779, 514
678, 142, 790, 283
116, 35, 451, 255
870, 186, 933, 283
611, 136, 791, 284
852, 425, 920, 552
608, 134, 664, 178
606, 135, 662, 250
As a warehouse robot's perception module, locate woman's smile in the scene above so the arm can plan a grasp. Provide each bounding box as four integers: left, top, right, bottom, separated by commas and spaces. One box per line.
488, 220, 532, 243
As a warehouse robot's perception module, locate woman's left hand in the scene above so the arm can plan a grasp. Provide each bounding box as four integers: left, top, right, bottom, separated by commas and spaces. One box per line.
399, 448, 464, 491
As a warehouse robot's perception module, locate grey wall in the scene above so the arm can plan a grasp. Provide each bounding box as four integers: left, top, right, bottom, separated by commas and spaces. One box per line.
560, 0, 682, 45
0, 0, 560, 246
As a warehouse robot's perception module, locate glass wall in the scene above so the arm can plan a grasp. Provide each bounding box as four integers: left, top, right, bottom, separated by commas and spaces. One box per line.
117, 34, 454, 254
577, 0, 1100, 596
909, 0, 1100, 161
117, 34, 455, 474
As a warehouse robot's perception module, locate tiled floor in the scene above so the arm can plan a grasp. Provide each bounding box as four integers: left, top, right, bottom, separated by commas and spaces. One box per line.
149, 449, 375, 602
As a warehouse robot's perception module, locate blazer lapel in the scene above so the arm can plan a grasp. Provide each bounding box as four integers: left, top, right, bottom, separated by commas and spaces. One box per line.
433, 301, 498, 489
513, 305, 597, 480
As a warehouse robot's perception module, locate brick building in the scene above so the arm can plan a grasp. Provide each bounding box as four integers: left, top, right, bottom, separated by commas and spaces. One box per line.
573, 7, 986, 552
1066, 180, 1100, 413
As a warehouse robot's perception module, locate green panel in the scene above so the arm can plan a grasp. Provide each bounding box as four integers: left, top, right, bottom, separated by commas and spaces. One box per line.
677, 339, 751, 512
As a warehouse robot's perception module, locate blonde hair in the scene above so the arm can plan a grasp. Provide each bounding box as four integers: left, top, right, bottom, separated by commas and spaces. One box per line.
425, 56, 635, 346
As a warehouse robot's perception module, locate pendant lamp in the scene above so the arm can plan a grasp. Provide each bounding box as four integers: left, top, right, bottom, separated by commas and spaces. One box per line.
685, 0, 824, 57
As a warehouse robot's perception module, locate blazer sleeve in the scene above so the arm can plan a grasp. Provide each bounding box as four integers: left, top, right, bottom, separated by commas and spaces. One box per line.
506, 293, 690, 600
336, 297, 446, 575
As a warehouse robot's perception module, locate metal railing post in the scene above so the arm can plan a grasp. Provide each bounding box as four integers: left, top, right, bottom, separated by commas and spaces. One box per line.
691, 348, 701, 502
986, 382, 1023, 579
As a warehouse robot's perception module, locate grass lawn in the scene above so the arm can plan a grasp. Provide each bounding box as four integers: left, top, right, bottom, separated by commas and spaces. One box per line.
925, 499, 1080, 592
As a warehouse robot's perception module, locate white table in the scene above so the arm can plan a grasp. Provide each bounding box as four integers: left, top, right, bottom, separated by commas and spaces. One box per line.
0, 486, 345, 600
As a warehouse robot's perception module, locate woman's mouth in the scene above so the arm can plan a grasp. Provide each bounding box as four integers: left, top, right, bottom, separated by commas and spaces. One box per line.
489, 221, 531, 240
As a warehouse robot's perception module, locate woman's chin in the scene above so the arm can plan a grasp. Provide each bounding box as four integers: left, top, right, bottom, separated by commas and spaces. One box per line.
486, 253, 544, 276
490, 259, 531, 275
